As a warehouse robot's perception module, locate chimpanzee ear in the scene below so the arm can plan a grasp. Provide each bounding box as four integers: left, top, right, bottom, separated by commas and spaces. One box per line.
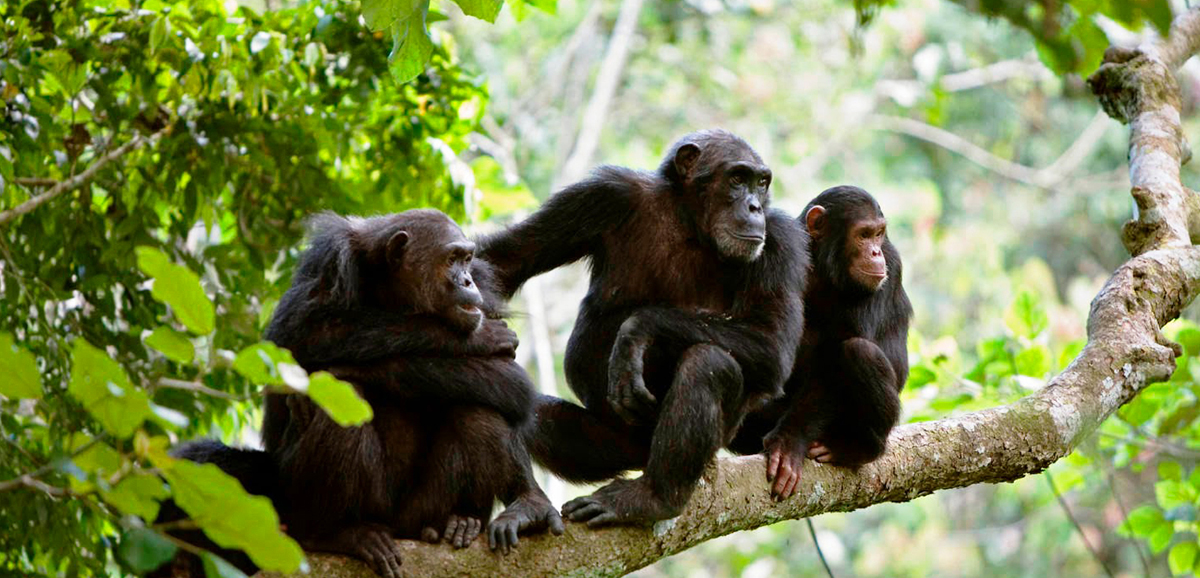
674, 143, 701, 178
386, 231, 409, 266
805, 205, 827, 238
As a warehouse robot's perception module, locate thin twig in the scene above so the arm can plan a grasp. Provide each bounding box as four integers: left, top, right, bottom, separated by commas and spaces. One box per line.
1102, 464, 1152, 578
0, 128, 166, 226
1098, 431, 1200, 459
806, 518, 835, 578
156, 378, 241, 401
0, 438, 102, 493
1045, 471, 1117, 578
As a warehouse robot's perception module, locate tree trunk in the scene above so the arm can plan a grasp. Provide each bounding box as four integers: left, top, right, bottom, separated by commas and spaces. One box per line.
262, 8, 1200, 578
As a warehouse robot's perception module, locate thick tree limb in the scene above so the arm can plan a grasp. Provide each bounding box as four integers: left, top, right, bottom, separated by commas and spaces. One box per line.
262, 8, 1200, 578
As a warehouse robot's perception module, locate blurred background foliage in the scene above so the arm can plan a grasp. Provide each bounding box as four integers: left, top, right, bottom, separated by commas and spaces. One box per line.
2, 0, 1199, 575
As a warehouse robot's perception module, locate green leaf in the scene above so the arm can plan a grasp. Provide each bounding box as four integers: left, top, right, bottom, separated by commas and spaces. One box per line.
159, 459, 303, 572
145, 327, 195, 364
1057, 339, 1086, 371
454, 0, 503, 22
202, 552, 249, 578
100, 473, 169, 520
388, 10, 435, 84
1014, 345, 1050, 378
1171, 542, 1198, 575
1120, 505, 1165, 537
118, 528, 178, 573
150, 17, 171, 56
0, 332, 41, 399
68, 340, 152, 438
136, 247, 215, 335
1157, 480, 1194, 510
233, 342, 302, 387
1004, 290, 1048, 339
1161, 461, 1185, 482
906, 364, 937, 388
1151, 523, 1176, 553
308, 372, 373, 426
361, 0, 425, 31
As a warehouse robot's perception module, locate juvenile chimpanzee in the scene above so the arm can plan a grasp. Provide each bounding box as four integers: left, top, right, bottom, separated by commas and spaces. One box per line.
730, 185, 912, 499
169, 210, 561, 578
479, 129, 808, 526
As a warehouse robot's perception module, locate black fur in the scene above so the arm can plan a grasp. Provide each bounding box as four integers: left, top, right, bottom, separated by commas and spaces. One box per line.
480, 129, 808, 526
731, 185, 912, 498
164, 210, 561, 578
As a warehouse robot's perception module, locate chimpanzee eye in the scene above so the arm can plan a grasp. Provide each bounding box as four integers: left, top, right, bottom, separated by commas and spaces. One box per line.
759, 176, 769, 187
730, 174, 744, 186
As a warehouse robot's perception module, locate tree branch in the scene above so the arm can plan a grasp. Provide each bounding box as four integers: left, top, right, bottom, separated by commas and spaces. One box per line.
261, 8, 1200, 578
0, 129, 166, 227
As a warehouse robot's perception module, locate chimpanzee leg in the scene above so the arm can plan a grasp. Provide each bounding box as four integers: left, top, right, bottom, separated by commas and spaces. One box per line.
393, 406, 560, 552
727, 397, 788, 455
277, 397, 404, 578
562, 344, 743, 526
527, 394, 652, 483
822, 337, 900, 467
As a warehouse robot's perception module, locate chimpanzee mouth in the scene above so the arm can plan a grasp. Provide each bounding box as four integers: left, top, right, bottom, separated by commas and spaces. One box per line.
731, 233, 766, 243
457, 305, 481, 314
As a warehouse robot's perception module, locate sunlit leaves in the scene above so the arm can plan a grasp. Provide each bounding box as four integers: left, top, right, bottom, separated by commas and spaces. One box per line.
234, 343, 372, 425
68, 340, 151, 438
1170, 542, 1199, 576
455, 0, 503, 22
0, 332, 41, 399
136, 247, 215, 335
1004, 290, 1047, 340
154, 456, 303, 572
389, 9, 436, 84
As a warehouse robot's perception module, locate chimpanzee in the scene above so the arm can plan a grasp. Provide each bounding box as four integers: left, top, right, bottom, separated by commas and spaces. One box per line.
730, 185, 912, 499
478, 129, 808, 526
167, 210, 562, 578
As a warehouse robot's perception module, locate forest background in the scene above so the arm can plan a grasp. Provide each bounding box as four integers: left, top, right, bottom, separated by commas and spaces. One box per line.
0, 0, 1194, 576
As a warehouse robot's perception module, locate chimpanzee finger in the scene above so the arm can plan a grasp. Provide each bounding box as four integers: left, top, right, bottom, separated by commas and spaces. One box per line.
782, 468, 801, 499
506, 525, 519, 552
443, 517, 460, 544
547, 510, 565, 535
586, 512, 619, 527
766, 449, 782, 481
421, 527, 440, 543
468, 518, 482, 544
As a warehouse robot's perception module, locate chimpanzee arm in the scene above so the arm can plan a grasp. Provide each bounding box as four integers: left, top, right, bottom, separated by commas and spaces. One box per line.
326, 357, 535, 425
478, 167, 641, 299
269, 311, 518, 368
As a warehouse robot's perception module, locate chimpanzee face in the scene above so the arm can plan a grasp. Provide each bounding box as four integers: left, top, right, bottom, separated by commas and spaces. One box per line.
670, 137, 771, 262
843, 216, 888, 291
384, 214, 484, 333
709, 162, 770, 262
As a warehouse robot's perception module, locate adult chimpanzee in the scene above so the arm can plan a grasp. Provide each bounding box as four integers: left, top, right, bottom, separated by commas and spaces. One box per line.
170, 210, 562, 578
730, 185, 912, 499
479, 129, 808, 526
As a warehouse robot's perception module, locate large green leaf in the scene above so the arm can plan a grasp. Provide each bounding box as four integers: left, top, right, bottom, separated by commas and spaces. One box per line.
67, 340, 152, 438
145, 326, 196, 364
202, 552, 250, 578
0, 332, 41, 400
454, 0, 503, 22
158, 458, 303, 572
100, 473, 169, 521
136, 246, 215, 335
308, 371, 374, 426
118, 528, 178, 574
1171, 542, 1199, 575
361, 0, 425, 31
388, 9, 435, 83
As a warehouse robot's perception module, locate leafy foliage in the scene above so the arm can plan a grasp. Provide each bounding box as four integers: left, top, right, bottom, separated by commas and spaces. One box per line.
0, 0, 529, 573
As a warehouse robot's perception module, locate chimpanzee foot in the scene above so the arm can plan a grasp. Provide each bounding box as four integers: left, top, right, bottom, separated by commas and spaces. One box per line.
488, 491, 565, 554
806, 441, 834, 463
442, 515, 482, 549
764, 433, 808, 500
561, 478, 682, 527
300, 523, 402, 578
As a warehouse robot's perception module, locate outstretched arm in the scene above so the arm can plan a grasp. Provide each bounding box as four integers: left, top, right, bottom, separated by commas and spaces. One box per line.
478, 166, 641, 299
327, 356, 536, 425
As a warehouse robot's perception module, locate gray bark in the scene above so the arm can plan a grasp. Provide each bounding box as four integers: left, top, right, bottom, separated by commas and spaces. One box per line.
263, 8, 1200, 578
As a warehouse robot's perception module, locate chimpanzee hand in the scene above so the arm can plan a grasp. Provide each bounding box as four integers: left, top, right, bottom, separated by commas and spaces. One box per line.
607, 317, 656, 424
469, 319, 519, 358
763, 431, 807, 500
